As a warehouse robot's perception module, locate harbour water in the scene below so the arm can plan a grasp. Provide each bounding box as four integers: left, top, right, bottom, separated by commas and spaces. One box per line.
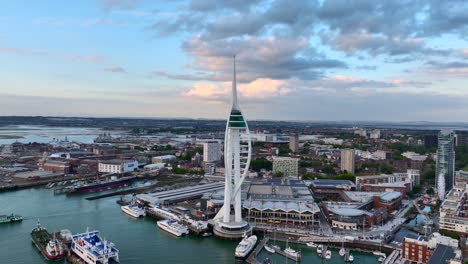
0, 187, 380, 263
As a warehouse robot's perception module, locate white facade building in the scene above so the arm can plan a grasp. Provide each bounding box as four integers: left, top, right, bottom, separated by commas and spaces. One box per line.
272, 156, 299, 177
98, 160, 138, 173
202, 141, 222, 162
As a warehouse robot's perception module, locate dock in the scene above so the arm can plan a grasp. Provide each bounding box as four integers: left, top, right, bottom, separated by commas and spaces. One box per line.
246, 237, 269, 264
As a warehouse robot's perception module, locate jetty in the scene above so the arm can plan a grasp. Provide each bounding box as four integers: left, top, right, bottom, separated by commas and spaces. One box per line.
246, 237, 269, 264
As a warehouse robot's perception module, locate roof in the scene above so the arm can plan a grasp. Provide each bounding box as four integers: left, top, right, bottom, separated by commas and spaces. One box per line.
243, 200, 320, 214
311, 179, 356, 189
427, 245, 455, 264
380, 191, 402, 202
328, 207, 371, 217
404, 233, 428, 242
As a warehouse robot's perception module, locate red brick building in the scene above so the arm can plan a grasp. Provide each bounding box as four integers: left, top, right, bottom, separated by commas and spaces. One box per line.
402, 234, 432, 263
42, 160, 71, 174
373, 192, 403, 213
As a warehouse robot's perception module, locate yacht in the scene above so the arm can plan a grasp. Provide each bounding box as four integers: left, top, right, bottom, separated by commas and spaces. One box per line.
235, 235, 257, 260
348, 254, 354, 262
339, 247, 346, 256
157, 220, 189, 237
317, 244, 323, 254
121, 204, 146, 218
71, 230, 119, 264
264, 244, 275, 253
284, 247, 301, 261
325, 250, 332, 260
306, 242, 317, 248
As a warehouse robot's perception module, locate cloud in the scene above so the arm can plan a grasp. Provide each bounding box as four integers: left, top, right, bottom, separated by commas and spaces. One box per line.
0, 47, 48, 56
104, 66, 126, 73
99, 0, 144, 10
60, 54, 106, 63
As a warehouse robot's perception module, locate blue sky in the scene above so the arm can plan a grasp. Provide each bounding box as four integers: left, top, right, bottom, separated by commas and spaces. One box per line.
1, 0, 468, 121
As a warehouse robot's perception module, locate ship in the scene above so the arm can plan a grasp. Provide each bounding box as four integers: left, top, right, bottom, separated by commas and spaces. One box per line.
157, 220, 189, 237
31, 221, 66, 260
0, 213, 23, 224
67, 176, 134, 194
235, 234, 257, 260
71, 229, 120, 264
121, 204, 146, 218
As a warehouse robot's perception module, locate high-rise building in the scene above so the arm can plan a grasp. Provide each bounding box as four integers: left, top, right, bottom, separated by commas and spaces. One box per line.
340, 149, 355, 174
424, 134, 438, 148
436, 130, 456, 200
213, 56, 252, 239
272, 156, 299, 178
455, 130, 468, 146
289, 133, 299, 153
202, 141, 222, 162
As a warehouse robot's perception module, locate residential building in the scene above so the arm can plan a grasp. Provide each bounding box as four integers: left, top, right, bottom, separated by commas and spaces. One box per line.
424, 134, 438, 148
355, 169, 420, 191
289, 133, 299, 153
402, 232, 460, 264
310, 179, 356, 200
439, 180, 468, 236
152, 155, 177, 164
340, 149, 355, 174
202, 141, 222, 162
369, 129, 381, 139
354, 129, 367, 137
456, 130, 468, 146
436, 130, 456, 200
402, 234, 432, 263
272, 156, 299, 177
98, 160, 138, 173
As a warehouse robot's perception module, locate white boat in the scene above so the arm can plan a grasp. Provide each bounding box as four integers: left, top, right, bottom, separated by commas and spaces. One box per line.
317, 244, 323, 254
148, 205, 180, 221
71, 230, 120, 264
284, 247, 301, 260
378, 256, 385, 262
325, 250, 332, 260
264, 244, 275, 253
373, 251, 386, 257
121, 204, 146, 218
157, 220, 189, 237
306, 242, 317, 248
235, 235, 257, 259
339, 247, 346, 256
348, 254, 354, 262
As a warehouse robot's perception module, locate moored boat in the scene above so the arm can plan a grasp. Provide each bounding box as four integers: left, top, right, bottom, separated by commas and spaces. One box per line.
348, 253, 354, 262
71, 229, 120, 264
284, 247, 301, 261
157, 220, 189, 237
264, 244, 275, 253
67, 176, 134, 194
339, 247, 346, 256
235, 234, 257, 260
306, 241, 317, 248
31, 221, 66, 260
121, 204, 146, 218
325, 250, 332, 260
317, 244, 323, 254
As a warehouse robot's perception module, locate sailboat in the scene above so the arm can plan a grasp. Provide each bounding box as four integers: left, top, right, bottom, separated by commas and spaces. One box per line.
339, 239, 346, 256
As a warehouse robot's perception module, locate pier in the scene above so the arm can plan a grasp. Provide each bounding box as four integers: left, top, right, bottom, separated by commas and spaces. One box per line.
246, 237, 269, 264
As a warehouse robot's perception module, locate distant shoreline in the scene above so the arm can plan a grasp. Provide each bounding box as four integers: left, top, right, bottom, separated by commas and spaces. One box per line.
0, 135, 24, 139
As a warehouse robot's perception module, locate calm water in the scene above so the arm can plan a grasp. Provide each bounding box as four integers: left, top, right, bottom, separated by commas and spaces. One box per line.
0, 188, 380, 264
0, 125, 122, 144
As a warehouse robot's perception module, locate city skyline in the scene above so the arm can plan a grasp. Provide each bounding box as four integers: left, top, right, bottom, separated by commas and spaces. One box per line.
1, 1, 468, 121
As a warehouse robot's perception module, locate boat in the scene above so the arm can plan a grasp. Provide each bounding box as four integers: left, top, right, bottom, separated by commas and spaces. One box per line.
71, 229, 120, 264
348, 254, 354, 262
378, 256, 385, 262
0, 213, 23, 224
264, 244, 275, 253
306, 241, 317, 248
325, 250, 332, 260
201, 232, 213, 237
31, 221, 66, 260
317, 244, 323, 254
284, 242, 301, 261
373, 251, 386, 257
235, 234, 257, 260
339, 247, 346, 256
147, 205, 180, 221
67, 176, 134, 194
157, 220, 189, 237
121, 204, 146, 218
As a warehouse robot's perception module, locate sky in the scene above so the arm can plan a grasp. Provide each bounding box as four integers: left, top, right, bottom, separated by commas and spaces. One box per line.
1, 0, 468, 122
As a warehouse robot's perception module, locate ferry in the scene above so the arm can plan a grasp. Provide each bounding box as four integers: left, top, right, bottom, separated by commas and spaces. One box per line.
235, 235, 257, 260
0, 213, 23, 224
157, 220, 189, 237
71, 230, 120, 264
31, 221, 66, 260
148, 205, 180, 221
121, 204, 146, 218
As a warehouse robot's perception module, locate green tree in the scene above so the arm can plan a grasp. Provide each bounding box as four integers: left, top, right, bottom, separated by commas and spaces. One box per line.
251, 158, 272, 172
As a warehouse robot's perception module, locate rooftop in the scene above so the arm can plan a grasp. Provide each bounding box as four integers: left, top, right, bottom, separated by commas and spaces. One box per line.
427, 245, 455, 264
311, 179, 356, 189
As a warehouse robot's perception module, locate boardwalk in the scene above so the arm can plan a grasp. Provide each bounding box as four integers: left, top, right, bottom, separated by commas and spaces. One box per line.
246, 237, 269, 264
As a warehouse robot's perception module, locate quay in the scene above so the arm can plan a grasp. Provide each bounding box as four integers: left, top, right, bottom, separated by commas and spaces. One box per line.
246, 237, 269, 264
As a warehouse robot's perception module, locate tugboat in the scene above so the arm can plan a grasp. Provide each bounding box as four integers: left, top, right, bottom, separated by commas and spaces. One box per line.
31, 221, 66, 260
0, 213, 23, 224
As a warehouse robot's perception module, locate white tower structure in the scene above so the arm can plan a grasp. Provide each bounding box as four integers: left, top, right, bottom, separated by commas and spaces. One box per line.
214, 56, 252, 238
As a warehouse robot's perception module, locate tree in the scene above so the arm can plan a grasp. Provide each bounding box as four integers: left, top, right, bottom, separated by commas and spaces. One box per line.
426, 188, 435, 195
251, 158, 272, 172
274, 171, 284, 178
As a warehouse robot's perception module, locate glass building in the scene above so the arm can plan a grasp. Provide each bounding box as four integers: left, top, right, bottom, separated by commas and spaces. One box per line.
436, 130, 455, 200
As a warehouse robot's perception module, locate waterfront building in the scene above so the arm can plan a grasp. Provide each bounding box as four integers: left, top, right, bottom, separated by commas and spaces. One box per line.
321, 201, 387, 230
402, 232, 461, 264
243, 178, 320, 227
98, 160, 138, 173
310, 179, 356, 200
340, 149, 355, 174
152, 155, 176, 164
402, 234, 431, 263
355, 169, 420, 191
289, 133, 299, 153
213, 56, 253, 239
202, 141, 222, 162
436, 130, 456, 200
272, 156, 299, 178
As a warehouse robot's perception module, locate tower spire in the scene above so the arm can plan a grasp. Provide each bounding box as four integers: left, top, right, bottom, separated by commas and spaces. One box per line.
232, 55, 239, 110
